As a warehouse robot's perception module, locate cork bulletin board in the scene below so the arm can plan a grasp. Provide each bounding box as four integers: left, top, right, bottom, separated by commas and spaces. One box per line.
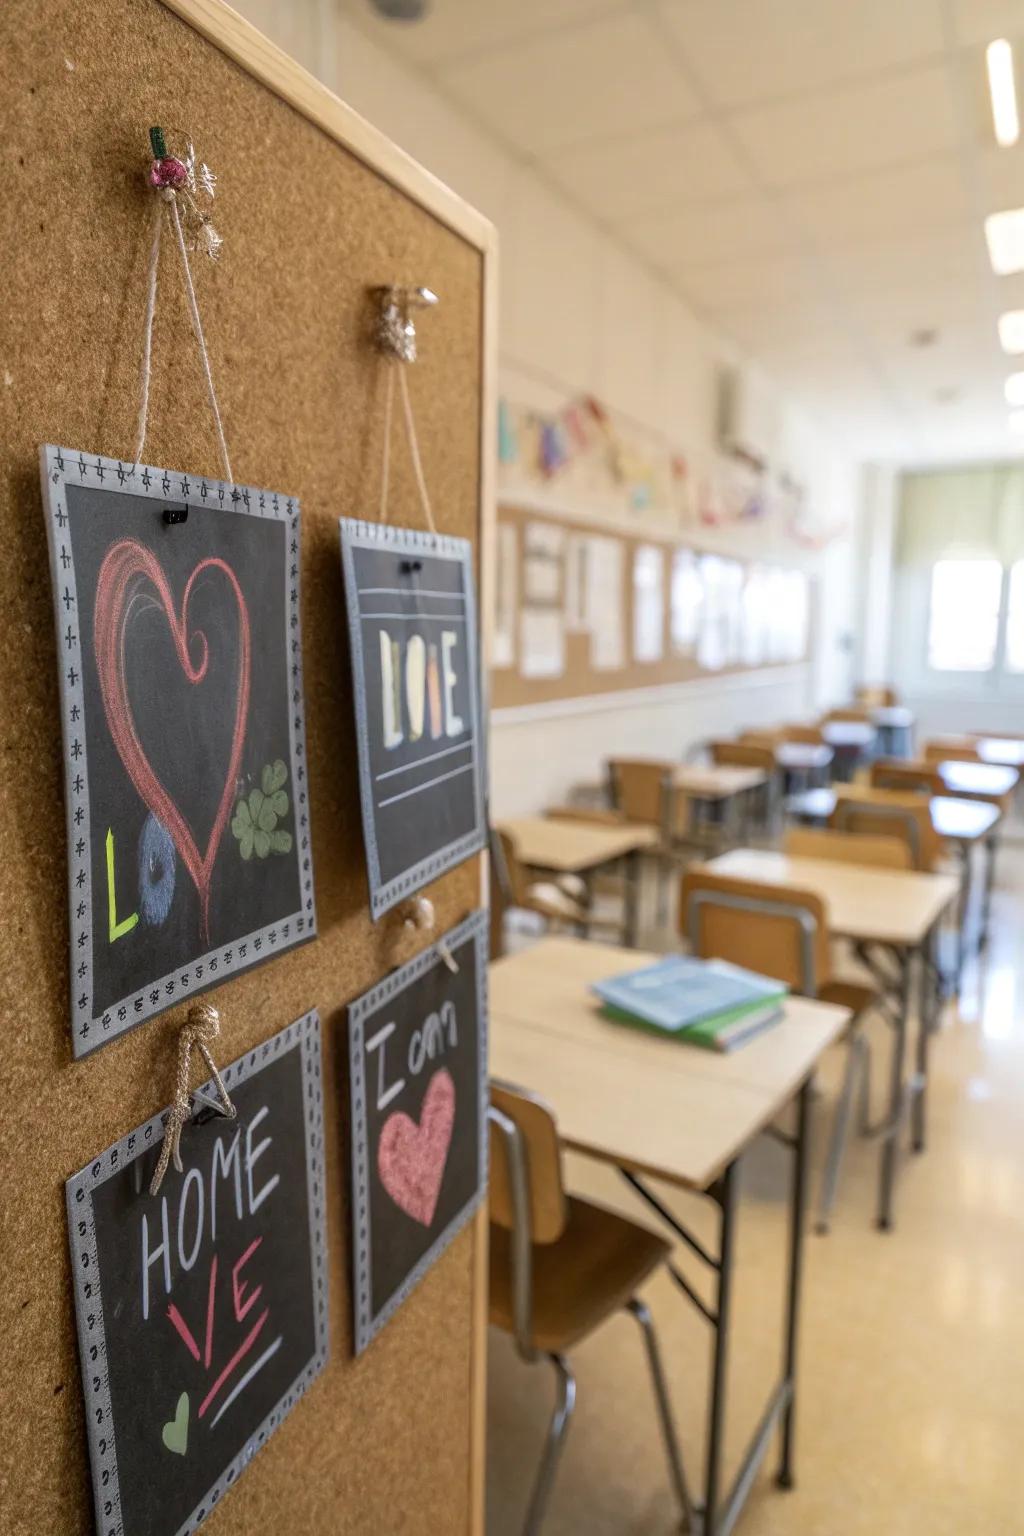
0, 1, 495, 1533
493, 501, 813, 711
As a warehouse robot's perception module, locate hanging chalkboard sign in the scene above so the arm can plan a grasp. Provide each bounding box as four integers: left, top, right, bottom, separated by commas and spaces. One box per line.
41, 447, 316, 1057
66, 1010, 329, 1536
339, 519, 486, 918
348, 908, 488, 1353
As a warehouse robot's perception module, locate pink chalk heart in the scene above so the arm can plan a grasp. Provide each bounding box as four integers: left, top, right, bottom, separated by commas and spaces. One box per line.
377, 1068, 456, 1227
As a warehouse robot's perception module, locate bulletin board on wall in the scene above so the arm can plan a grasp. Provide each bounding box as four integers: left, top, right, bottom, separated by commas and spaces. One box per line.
492, 502, 813, 710
0, 1, 494, 1533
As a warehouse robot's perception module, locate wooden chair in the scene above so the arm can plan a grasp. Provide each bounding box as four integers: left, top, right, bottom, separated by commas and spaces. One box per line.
856, 685, 898, 709
607, 757, 686, 923
784, 826, 912, 870
488, 1081, 695, 1535
826, 787, 942, 873
782, 724, 827, 745
923, 739, 982, 763
489, 827, 591, 959
679, 867, 876, 1234
820, 707, 871, 725
870, 759, 943, 796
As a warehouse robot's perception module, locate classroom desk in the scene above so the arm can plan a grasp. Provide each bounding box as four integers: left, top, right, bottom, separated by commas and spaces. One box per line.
670, 764, 768, 850
871, 706, 914, 757
784, 788, 1001, 972
820, 720, 876, 780
935, 758, 1018, 805
490, 936, 850, 1536
704, 849, 958, 1230
775, 742, 834, 793
499, 815, 657, 946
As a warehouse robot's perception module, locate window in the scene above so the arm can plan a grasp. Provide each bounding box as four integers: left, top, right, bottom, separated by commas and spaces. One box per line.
1006, 561, 1024, 673
927, 559, 1003, 672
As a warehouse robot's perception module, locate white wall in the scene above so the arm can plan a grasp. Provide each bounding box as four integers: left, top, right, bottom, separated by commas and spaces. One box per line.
233, 0, 862, 812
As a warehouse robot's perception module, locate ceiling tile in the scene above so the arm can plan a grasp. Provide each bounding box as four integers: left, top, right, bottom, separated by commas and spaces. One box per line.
657, 0, 945, 109
730, 65, 959, 187
821, 224, 984, 295
626, 194, 794, 270
547, 119, 753, 222
976, 142, 1024, 214
439, 11, 699, 155
673, 253, 812, 312
783, 157, 970, 249
337, 0, 617, 68
950, 0, 1024, 49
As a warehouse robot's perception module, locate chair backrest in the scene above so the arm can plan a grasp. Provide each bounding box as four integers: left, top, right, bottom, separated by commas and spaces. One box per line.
783, 724, 826, 745
492, 826, 530, 906
828, 787, 939, 871
543, 804, 626, 827
679, 866, 829, 996
489, 1080, 567, 1244
784, 825, 912, 870
856, 684, 897, 708
740, 728, 782, 748
710, 740, 776, 773
821, 707, 871, 724
870, 759, 942, 795
923, 740, 982, 763
607, 758, 671, 827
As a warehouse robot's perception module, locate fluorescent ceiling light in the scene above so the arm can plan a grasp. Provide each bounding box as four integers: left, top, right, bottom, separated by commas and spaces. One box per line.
1010, 410, 1024, 433
987, 39, 1020, 147
1005, 371, 1024, 405
985, 208, 1024, 274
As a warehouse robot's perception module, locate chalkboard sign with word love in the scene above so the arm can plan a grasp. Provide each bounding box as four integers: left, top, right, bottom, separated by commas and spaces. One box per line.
66, 1010, 329, 1536
348, 908, 488, 1353
339, 520, 486, 919
41, 447, 316, 1057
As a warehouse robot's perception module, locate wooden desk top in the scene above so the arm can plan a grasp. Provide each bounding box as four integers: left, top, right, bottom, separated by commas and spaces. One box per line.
706, 848, 958, 945
489, 937, 848, 1191
936, 760, 1019, 798
786, 787, 999, 842
672, 764, 767, 797
871, 706, 914, 727
500, 815, 658, 872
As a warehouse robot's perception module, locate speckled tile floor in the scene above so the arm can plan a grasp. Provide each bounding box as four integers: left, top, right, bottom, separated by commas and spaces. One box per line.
486, 839, 1024, 1534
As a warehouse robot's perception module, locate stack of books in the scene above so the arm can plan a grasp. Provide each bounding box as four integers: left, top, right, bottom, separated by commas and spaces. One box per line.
590, 955, 787, 1052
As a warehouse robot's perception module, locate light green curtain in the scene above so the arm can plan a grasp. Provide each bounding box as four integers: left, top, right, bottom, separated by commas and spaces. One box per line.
898, 465, 1024, 565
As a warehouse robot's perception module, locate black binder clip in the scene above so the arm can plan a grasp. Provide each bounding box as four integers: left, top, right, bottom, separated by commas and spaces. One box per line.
163, 504, 189, 526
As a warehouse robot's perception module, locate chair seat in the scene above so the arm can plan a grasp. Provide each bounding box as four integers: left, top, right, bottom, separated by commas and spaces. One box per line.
489, 1195, 668, 1353
819, 978, 877, 1018
525, 881, 587, 924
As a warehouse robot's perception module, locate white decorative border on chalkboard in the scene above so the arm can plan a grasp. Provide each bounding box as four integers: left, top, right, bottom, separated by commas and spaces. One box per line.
348, 907, 489, 1355
65, 1009, 329, 1536
40, 445, 317, 1057
339, 518, 487, 919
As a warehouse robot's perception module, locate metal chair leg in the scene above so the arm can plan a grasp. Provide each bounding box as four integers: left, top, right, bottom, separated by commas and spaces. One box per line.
816, 1031, 869, 1235
858, 1038, 872, 1136
523, 1353, 576, 1536
627, 1298, 696, 1532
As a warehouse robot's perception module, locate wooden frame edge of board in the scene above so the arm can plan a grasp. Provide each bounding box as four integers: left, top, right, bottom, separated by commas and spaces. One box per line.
160, 0, 499, 255
157, 3, 498, 1530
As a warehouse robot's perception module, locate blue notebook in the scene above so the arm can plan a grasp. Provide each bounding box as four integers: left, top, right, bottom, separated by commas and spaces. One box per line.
590, 955, 787, 1034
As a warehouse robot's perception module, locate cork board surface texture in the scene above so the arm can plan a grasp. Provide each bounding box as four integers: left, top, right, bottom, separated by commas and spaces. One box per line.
0, 1, 485, 1531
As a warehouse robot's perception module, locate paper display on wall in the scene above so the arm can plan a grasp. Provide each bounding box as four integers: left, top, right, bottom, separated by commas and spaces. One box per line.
583, 535, 624, 670
493, 521, 517, 669
520, 609, 565, 676
522, 520, 564, 604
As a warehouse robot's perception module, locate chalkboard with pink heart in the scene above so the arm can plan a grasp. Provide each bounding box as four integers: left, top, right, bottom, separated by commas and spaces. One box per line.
347, 908, 488, 1354
40, 446, 316, 1056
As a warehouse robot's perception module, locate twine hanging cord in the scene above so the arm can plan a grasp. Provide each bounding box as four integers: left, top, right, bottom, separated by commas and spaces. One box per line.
149, 1002, 237, 1197
378, 359, 437, 534
132, 187, 233, 483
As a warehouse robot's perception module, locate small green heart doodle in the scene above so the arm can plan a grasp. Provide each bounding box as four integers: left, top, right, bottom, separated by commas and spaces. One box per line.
231, 759, 293, 860
162, 1391, 190, 1456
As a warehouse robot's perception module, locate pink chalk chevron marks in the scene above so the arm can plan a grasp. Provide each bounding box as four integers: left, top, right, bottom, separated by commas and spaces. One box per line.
377, 1068, 456, 1227
92, 539, 252, 946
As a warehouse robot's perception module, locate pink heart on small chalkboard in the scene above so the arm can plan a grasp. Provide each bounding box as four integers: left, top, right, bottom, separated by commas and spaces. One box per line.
377, 1068, 456, 1227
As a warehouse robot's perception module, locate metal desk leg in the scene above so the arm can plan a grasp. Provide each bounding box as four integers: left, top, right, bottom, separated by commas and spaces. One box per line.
912, 925, 939, 1154
981, 830, 998, 951
623, 849, 641, 948
704, 1161, 738, 1536
878, 946, 912, 1231
777, 1077, 812, 1489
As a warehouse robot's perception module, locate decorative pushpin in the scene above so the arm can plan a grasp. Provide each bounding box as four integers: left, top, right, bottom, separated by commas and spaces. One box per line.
375, 285, 439, 363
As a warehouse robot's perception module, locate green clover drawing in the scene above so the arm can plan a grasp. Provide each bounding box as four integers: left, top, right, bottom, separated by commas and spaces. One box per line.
231, 760, 293, 860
